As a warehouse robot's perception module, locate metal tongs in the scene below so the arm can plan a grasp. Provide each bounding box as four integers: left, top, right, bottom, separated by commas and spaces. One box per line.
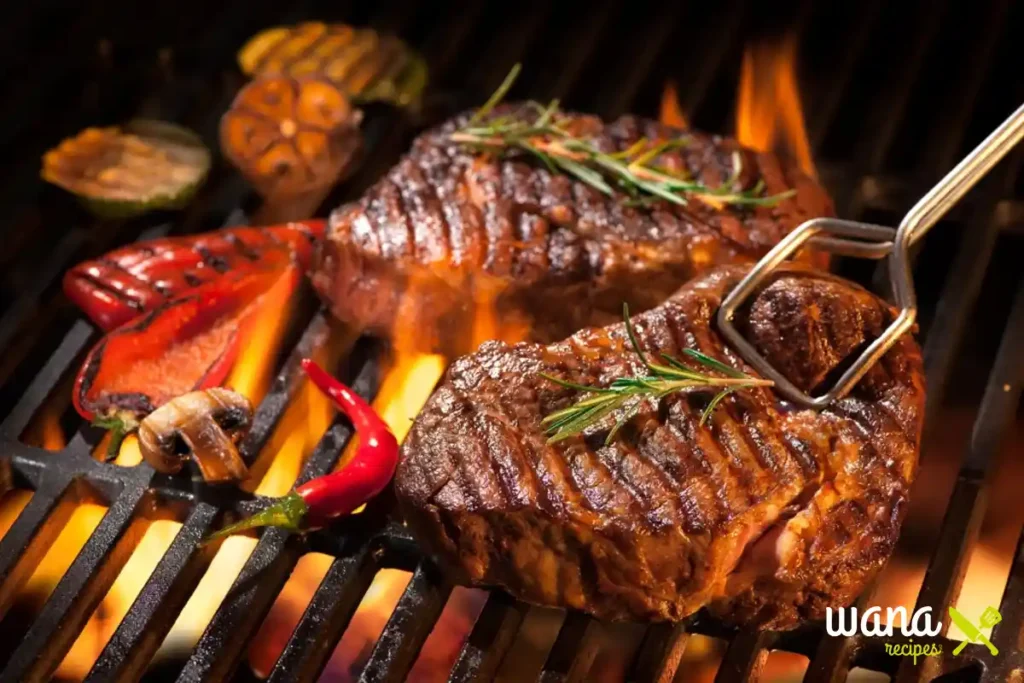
718, 102, 1024, 409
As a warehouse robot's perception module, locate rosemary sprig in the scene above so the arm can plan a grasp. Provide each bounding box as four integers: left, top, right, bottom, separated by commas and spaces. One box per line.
452, 65, 796, 209
539, 304, 774, 444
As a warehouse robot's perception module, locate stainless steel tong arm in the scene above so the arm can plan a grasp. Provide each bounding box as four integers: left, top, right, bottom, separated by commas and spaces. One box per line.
717, 101, 1024, 409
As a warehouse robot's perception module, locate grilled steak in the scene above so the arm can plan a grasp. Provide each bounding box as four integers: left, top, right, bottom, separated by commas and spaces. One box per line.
311, 106, 832, 350
396, 264, 924, 627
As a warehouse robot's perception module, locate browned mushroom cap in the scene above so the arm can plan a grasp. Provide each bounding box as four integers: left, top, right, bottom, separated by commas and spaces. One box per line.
137, 388, 253, 483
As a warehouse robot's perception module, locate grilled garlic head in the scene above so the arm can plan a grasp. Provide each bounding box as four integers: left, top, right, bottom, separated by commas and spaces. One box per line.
137, 388, 253, 483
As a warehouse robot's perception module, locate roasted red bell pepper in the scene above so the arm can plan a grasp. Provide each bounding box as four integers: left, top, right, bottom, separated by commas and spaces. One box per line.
64, 220, 324, 330
74, 262, 300, 455
207, 359, 399, 540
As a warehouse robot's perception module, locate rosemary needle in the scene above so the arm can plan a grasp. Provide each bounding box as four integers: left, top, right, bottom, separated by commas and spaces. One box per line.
452, 64, 796, 209
539, 304, 773, 445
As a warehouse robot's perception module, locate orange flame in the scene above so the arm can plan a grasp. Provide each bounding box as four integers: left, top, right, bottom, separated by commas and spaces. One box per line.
155, 313, 347, 655
225, 264, 303, 402
246, 350, 446, 677
248, 273, 530, 678
12, 390, 110, 679
659, 81, 688, 129
20, 402, 67, 452
50, 267, 312, 676
25, 225, 532, 678
735, 34, 816, 178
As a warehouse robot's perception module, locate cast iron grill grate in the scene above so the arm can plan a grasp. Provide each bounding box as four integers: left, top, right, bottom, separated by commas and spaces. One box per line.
0, 1, 1021, 681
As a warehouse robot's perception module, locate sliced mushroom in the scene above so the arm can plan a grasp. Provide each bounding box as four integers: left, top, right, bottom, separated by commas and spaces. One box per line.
137, 388, 253, 483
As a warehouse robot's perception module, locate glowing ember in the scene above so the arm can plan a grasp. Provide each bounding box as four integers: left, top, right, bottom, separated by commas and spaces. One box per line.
736, 34, 816, 178
659, 80, 688, 129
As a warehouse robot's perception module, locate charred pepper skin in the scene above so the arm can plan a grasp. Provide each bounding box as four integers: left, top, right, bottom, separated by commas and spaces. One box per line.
72, 264, 299, 425
65, 220, 320, 456
64, 220, 325, 331
207, 359, 399, 540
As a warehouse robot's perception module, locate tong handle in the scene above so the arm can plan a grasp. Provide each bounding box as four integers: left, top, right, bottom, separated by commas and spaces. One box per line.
891, 101, 1024, 312
899, 101, 1024, 248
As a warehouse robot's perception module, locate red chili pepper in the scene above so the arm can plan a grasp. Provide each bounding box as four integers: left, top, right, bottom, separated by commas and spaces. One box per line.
64, 220, 324, 330
207, 359, 399, 540
74, 263, 300, 457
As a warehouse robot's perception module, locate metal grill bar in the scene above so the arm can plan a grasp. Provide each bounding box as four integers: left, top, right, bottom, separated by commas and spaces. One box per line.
906, 279, 1024, 663
670, 0, 745, 122
804, 630, 857, 683
921, 165, 1018, 418
0, 477, 76, 619
904, 277, 1024, 681
713, 631, 772, 683
0, 321, 92, 439
464, 3, 550, 99
836, 1, 948, 218
176, 359, 376, 682
447, 591, 528, 683
357, 562, 452, 683
88, 311, 352, 683
537, 612, 602, 683
854, 1, 948, 177
529, 0, 616, 102
87, 504, 221, 682
176, 526, 304, 683
265, 546, 379, 683
806, 0, 883, 150
0, 482, 151, 683
989, 533, 1024, 677
918, 0, 1011, 173
594, 1, 684, 118
626, 622, 688, 683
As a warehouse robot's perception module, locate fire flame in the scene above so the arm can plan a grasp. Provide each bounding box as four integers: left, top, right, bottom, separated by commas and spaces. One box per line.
735, 34, 816, 178
38, 267, 311, 677
659, 81, 688, 129
246, 275, 526, 679
154, 284, 344, 656
16, 411, 111, 680
6, 264, 526, 680
7, 53, 828, 677
659, 34, 814, 178
246, 347, 472, 677
14, 255, 526, 679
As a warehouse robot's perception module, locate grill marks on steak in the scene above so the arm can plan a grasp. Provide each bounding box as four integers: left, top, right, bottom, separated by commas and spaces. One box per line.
311, 106, 833, 350
396, 265, 924, 627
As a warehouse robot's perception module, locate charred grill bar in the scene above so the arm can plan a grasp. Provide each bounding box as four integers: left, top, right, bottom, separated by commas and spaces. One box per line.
0, 1, 1021, 681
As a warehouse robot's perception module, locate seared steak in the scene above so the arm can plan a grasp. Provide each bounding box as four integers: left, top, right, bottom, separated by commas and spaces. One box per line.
311, 107, 832, 350
396, 264, 924, 627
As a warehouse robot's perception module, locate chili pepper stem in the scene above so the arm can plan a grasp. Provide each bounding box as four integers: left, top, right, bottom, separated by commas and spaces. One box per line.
92, 411, 140, 461
205, 490, 308, 544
